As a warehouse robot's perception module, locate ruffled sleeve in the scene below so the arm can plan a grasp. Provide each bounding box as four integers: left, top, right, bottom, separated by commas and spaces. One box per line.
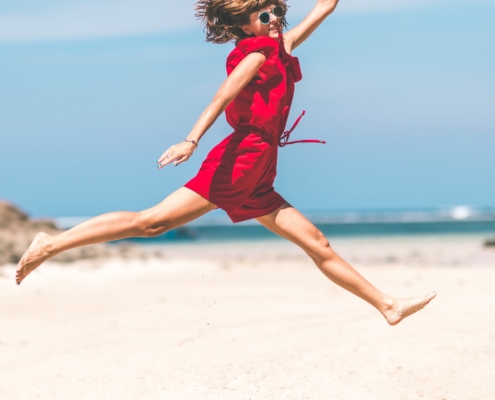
226, 36, 279, 80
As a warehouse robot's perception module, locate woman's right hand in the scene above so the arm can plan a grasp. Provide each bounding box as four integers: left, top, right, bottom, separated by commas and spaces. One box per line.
156, 141, 197, 169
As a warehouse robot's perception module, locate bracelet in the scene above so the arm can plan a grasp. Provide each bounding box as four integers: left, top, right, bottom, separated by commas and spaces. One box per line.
184, 139, 198, 146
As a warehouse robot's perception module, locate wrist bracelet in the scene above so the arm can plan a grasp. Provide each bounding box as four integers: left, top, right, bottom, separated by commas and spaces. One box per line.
184, 139, 198, 146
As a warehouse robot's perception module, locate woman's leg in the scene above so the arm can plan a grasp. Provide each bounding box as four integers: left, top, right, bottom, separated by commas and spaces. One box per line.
256, 203, 436, 325
16, 187, 217, 285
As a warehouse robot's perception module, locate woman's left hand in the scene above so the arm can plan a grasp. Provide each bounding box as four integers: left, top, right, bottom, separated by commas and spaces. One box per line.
156, 141, 197, 169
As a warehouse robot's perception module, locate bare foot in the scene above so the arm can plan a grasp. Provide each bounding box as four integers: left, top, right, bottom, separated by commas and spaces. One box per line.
16, 232, 52, 285
382, 292, 437, 326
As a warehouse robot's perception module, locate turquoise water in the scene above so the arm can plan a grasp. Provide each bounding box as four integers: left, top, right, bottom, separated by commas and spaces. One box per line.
56, 207, 495, 243
128, 218, 495, 243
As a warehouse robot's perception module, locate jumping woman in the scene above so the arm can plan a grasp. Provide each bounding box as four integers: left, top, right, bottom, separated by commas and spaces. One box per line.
16, 0, 435, 325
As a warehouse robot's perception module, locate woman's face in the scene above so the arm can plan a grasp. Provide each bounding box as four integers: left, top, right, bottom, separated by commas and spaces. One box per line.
242, 4, 282, 40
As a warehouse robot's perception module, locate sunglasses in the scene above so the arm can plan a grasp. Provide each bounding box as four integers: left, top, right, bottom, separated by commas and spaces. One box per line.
258, 5, 285, 25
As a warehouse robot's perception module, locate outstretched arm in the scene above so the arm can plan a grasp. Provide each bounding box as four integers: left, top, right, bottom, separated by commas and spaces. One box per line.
284, 0, 339, 53
157, 52, 266, 168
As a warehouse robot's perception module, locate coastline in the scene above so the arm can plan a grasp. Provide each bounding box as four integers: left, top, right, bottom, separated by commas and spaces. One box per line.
112, 233, 495, 267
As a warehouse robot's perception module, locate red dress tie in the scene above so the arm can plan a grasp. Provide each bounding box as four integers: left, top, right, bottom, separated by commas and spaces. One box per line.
278, 111, 327, 147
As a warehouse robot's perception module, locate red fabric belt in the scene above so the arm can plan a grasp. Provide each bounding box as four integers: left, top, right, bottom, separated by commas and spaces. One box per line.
235, 125, 278, 145
279, 110, 326, 147
236, 111, 326, 148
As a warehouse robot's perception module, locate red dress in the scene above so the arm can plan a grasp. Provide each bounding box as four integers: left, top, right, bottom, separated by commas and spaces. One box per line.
184, 34, 324, 223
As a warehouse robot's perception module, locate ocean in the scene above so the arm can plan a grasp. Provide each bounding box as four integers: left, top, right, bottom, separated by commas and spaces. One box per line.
54, 206, 495, 243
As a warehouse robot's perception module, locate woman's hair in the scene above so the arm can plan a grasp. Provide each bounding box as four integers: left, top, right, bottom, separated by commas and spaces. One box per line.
195, 0, 288, 44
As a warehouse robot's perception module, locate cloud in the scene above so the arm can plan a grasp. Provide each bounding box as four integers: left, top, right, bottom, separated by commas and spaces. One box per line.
0, 0, 198, 43
0, 0, 487, 43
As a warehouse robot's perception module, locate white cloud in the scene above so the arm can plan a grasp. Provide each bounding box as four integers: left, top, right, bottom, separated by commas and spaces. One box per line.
0, 0, 488, 43
0, 0, 198, 43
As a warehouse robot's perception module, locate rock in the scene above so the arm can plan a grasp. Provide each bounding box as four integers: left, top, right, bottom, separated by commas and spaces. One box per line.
0, 200, 144, 266
0, 201, 29, 228
485, 239, 495, 248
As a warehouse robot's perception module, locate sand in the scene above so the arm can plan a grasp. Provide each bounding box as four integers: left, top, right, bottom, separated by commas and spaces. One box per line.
1, 236, 495, 399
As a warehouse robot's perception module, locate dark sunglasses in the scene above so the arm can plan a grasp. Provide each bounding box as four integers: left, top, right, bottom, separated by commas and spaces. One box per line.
258, 5, 285, 25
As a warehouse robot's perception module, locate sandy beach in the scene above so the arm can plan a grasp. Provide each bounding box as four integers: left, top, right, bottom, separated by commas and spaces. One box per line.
1, 236, 495, 399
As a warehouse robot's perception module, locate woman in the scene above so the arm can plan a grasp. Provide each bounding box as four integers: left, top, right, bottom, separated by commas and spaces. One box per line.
16, 0, 435, 325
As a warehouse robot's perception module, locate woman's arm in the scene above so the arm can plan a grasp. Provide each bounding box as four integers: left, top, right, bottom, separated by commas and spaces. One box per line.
157, 52, 266, 168
284, 0, 339, 53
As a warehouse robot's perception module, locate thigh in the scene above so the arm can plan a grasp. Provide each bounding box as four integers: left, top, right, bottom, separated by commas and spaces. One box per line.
140, 187, 218, 231
256, 203, 331, 259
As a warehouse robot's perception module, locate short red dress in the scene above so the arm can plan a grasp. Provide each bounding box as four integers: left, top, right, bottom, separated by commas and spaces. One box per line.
184, 34, 324, 223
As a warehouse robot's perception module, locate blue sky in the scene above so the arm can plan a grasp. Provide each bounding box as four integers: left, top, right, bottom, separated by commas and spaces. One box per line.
1, 0, 494, 218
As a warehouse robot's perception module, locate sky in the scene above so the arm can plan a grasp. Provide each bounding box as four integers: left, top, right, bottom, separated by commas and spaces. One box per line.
1, 0, 494, 218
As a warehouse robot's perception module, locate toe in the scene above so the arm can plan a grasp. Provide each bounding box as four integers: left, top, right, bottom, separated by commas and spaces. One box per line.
425, 293, 436, 303
15, 271, 23, 284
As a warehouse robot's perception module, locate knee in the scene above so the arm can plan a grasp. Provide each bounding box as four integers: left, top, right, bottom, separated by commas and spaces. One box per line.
315, 229, 331, 250
311, 230, 336, 263
134, 212, 171, 238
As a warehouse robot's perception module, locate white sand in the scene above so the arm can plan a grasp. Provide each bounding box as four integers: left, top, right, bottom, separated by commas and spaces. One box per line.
1, 237, 495, 399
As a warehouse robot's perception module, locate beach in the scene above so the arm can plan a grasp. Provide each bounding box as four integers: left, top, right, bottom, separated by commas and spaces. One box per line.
1, 236, 495, 399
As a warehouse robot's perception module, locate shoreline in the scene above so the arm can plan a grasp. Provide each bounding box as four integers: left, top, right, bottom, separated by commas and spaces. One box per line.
2, 234, 495, 273
112, 234, 495, 268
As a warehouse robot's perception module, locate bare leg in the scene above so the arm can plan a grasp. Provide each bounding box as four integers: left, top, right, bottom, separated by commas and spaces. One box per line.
16, 187, 217, 285
256, 204, 436, 326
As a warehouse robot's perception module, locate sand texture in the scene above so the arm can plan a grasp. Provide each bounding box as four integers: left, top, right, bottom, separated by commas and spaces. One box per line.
1, 237, 495, 399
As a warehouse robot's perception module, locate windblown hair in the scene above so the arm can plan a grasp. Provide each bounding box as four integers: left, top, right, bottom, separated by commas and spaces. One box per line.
195, 0, 288, 44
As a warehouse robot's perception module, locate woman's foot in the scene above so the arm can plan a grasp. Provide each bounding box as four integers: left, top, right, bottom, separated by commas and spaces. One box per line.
16, 232, 53, 285
382, 292, 437, 326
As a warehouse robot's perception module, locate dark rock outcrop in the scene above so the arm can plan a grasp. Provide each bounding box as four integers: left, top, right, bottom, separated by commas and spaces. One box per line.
0, 200, 141, 266
0, 201, 60, 265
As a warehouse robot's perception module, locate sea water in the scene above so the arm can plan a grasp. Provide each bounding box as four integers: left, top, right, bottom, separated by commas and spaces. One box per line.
54, 206, 495, 243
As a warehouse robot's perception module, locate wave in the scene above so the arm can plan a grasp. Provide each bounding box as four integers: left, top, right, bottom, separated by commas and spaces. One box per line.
53, 206, 495, 241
